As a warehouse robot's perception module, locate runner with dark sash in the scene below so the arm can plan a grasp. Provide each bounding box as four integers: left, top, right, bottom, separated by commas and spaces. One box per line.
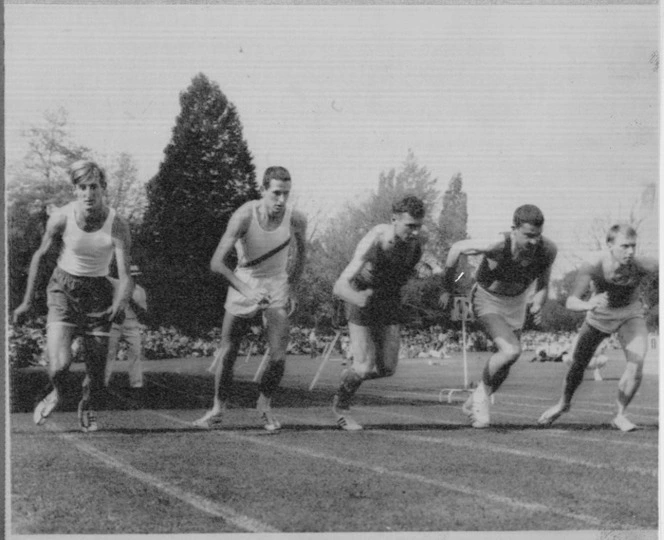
194, 166, 307, 431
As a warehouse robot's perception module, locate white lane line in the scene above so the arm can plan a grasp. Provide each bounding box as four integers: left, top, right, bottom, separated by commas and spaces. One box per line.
498, 391, 660, 413
145, 372, 658, 448
359, 387, 659, 419
151, 410, 625, 530
535, 429, 658, 448
356, 378, 660, 411
148, 369, 659, 420
142, 376, 659, 447
385, 431, 656, 479
354, 404, 659, 450
43, 421, 279, 534
279, 406, 657, 479
496, 399, 658, 421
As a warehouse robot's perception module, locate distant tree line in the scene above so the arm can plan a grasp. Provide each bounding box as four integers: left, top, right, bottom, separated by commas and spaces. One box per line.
7, 74, 658, 336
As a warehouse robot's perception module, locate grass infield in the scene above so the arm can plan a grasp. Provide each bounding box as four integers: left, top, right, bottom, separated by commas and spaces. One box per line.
9, 350, 659, 535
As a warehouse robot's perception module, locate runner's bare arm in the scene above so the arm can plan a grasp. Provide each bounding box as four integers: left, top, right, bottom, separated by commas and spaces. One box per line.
333, 227, 378, 308
636, 256, 658, 275
288, 209, 308, 287
530, 239, 558, 319
132, 285, 148, 312
110, 215, 134, 321
12, 212, 67, 324
438, 235, 504, 307
565, 254, 607, 312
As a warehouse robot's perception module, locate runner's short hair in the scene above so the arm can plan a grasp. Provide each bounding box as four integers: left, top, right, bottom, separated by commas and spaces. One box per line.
263, 166, 291, 189
513, 204, 544, 228
606, 223, 637, 244
69, 160, 107, 190
393, 195, 425, 219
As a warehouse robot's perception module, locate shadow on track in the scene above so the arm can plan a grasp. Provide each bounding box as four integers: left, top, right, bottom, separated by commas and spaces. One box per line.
11, 368, 446, 413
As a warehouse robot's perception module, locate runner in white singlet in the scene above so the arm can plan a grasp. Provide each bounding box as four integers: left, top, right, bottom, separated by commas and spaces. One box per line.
194, 166, 307, 431
13, 160, 133, 432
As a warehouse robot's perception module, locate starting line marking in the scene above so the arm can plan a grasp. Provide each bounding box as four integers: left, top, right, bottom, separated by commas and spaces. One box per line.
26, 384, 652, 533
42, 420, 280, 534
149, 409, 628, 530
351, 404, 658, 451
277, 405, 657, 479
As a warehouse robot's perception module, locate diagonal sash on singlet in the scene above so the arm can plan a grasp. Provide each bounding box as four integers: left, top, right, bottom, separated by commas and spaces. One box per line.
239, 237, 291, 268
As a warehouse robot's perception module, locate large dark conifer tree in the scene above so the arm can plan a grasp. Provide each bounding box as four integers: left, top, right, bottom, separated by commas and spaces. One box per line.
140, 74, 259, 332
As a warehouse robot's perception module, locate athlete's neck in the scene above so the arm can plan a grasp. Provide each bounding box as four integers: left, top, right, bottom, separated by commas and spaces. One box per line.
608, 254, 633, 273
257, 202, 285, 230
75, 203, 108, 230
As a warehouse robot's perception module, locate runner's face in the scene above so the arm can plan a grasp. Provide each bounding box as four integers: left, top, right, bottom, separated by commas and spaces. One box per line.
262, 179, 291, 217
609, 233, 637, 265
393, 212, 423, 241
513, 223, 542, 253
75, 177, 105, 213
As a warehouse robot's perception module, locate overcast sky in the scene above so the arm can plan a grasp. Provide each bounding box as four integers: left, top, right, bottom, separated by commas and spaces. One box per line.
5, 4, 659, 274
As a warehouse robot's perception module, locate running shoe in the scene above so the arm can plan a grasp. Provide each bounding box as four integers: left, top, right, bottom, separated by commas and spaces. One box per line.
332, 395, 363, 431
78, 400, 98, 433
461, 393, 473, 416
33, 391, 58, 426
256, 394, 282, 432
537, 402, 570, 426
611, 414, 638, 432
193, 409, 224, 429
466, 385, 490, 429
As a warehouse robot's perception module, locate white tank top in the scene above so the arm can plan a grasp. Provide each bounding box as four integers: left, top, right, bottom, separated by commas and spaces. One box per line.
236, 202, 292, 279
58, 202, 115, 277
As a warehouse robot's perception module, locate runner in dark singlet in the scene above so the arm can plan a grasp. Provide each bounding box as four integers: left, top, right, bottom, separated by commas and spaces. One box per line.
538, 224, 657, 431
331, 196, 425, 431
439, 204, 557, 428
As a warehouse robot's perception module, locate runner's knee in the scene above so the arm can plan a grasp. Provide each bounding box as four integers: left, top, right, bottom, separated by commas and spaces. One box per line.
48, 347, 71, 374
623, 359, 643, 378
623, 340, 647, 362
498, 342, 521, 363
219, 335, 242, 360
351, 358, 374, 378
375, 363, 396, 378
352, 364, 370, 378
259, 358, 286, 396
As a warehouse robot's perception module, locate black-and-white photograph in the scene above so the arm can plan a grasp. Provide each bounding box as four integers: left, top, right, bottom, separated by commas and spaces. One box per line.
5, 2, 659, 538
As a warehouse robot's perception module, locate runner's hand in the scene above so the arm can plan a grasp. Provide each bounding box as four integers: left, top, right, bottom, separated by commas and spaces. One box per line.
246, 287, 270, 307
12, 302, 31, 325
287, 296, 298, 317
438, 292, 451, 309
529, 303, 544, 326
106, 301, 127, 323
355, 289, 373, 308
588, 292, 609, 311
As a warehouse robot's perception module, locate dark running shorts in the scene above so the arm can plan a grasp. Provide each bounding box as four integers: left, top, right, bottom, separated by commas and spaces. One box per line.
346, 289, 404, 326
47, 266, 121, 335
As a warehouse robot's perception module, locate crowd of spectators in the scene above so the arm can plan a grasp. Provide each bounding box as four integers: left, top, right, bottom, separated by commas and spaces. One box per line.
12, 320, 642, 368
274, 325, 493, 359
269, 326, 626, 362
521, 330, 621, 363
